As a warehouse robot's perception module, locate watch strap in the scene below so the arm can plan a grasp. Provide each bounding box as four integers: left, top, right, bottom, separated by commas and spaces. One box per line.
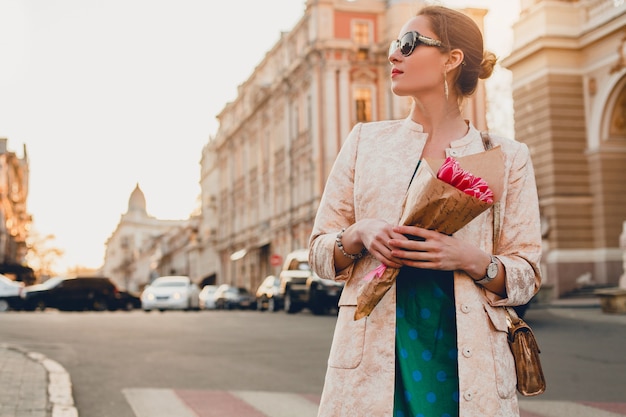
475, 255, 498, 285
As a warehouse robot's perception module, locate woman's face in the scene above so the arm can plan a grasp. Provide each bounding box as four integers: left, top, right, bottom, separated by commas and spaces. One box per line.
389, 16, 446, 99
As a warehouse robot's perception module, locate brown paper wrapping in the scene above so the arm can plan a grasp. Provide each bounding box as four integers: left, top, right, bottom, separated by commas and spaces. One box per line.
354, 147, 504, 320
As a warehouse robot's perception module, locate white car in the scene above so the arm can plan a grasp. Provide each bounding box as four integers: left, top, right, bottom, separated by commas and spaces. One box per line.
198, 284, 218, 310
141, 276, 200, 312
0, 274, 25, 312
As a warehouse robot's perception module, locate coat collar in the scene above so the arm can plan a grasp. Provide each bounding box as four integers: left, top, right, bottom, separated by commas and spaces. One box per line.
401, 117, 482, 149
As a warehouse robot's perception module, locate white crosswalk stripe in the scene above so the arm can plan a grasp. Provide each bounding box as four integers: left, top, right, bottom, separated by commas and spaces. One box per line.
123, 388, 197, 417
122, 389, 626, 417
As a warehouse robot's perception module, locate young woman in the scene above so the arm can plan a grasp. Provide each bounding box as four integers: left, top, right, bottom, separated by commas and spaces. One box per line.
309, 5, 542, 417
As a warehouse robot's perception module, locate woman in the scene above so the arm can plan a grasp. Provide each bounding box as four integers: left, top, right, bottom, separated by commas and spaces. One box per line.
309, 5, 542, 417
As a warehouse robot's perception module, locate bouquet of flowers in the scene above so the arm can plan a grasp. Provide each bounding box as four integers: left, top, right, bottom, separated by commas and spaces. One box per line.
354, 147, 504, 320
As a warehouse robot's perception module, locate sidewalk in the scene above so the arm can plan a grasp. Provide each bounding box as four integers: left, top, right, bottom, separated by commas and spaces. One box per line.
0, 344, 77, 417
1, 299, 624, 417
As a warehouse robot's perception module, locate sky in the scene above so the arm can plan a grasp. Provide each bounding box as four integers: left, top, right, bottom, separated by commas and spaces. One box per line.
0, 0, 518, 273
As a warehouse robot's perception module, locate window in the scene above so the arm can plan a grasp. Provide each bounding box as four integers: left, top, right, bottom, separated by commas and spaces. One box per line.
352, 21, 370, 46
353, 21, 372, 60
354, 88, 372, 123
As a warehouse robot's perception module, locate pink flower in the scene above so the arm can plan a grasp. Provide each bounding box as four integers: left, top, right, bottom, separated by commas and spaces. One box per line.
437, 157, 494, 204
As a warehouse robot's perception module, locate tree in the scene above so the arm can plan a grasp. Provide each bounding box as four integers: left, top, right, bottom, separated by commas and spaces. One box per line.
25, 229, 64, 281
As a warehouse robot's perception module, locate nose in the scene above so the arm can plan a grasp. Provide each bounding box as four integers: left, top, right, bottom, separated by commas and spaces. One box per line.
389, 51, 399, 65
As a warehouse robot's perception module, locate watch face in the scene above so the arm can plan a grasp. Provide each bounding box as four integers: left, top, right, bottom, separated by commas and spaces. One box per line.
487, 261, 498, 279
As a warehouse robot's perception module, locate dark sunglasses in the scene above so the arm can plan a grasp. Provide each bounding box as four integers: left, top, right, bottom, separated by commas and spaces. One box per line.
389, 31, 443, 57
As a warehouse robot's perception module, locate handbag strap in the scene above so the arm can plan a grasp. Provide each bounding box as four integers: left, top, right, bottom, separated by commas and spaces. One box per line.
504, 304, 521, 327
480, 131, 501, 252
482, 131, 510, 315
483, 133, 519, 326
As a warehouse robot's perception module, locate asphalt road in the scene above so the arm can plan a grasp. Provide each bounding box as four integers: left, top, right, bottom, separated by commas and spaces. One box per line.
1, 305, 625, 417
1, 309, 335, 417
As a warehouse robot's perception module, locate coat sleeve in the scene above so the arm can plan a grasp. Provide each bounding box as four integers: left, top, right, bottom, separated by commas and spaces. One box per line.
487, 142, 543, 307
309, 124, 362, 282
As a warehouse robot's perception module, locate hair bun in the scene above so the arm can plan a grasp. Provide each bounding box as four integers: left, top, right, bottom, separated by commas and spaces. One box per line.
479, 51, 498, 80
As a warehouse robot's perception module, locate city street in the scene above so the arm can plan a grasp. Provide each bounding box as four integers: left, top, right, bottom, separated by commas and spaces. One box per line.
1, 305, 625, 417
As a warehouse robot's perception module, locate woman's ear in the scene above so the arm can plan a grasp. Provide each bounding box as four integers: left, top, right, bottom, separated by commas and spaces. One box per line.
446, 49, 465, 71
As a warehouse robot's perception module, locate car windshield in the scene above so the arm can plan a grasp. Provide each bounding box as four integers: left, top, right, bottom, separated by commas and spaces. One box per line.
152, 280, 186, 287
297, 262, 310, 271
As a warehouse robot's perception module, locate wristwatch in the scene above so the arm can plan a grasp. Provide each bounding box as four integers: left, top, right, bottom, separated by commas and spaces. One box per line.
476, 255, 498, 285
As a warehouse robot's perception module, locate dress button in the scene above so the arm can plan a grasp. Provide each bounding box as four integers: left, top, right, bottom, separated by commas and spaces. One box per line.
461, 304, 471, 313
450, 150, 459, 156
462, 347, 472, 358
463, 391, 474, 401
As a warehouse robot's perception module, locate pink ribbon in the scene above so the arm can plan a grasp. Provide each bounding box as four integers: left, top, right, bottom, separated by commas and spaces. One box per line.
362, 263, 387, 282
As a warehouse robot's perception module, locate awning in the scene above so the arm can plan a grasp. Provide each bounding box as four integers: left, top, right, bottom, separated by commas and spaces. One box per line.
230, 249, 247, 261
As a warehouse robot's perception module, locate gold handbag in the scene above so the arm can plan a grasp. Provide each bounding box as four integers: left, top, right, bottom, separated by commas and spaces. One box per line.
505, 307, 546, 396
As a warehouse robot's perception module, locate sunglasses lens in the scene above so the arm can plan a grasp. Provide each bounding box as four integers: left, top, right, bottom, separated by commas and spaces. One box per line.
399, 33, 416, 56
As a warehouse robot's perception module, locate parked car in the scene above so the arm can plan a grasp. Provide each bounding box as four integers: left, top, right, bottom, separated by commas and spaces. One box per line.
141, 275, 200, 312
0, 274, 25, 312
21, 276, 120, 312
278, 249, 344, 315
0, 263, 36, 286
116, 290, 142, 311
255, 275, 282, 312
213, 284, 256, 310
198, 284, 218, 310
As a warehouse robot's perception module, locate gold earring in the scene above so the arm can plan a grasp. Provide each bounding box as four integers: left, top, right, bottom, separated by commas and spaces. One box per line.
444, 69, 449, 101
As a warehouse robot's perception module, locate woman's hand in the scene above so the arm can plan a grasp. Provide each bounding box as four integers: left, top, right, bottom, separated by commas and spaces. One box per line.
351, 219, 406, 269
389, 225, 506, 296
388, 225, 484, 272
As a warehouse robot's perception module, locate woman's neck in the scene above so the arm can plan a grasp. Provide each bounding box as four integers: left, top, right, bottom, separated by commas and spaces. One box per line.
410, 101, 469, 159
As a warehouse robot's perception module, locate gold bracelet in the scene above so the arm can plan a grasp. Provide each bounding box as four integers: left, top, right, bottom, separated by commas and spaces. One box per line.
335, 228, 367, 260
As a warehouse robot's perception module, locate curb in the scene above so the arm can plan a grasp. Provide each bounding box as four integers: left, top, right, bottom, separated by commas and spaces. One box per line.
1, 344, 78, 417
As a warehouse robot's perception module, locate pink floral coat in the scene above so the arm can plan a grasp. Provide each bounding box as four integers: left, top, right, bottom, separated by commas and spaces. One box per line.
309, 118, 542, 417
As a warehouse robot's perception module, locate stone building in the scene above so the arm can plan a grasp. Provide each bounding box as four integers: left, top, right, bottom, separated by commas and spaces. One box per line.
101, 184, 188, 292
502, 0, 626, 297
201, 0, 490, 292
0, 137, 32, 282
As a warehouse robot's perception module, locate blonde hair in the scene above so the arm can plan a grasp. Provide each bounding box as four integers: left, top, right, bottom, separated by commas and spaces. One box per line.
417, 5, 497, 97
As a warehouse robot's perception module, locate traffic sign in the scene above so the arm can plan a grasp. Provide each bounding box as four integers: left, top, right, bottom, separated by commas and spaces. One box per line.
270, 254, 282, 267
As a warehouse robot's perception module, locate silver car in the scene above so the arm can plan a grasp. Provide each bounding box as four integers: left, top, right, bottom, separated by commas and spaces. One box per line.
141, 276, 200, 312
198, 284, 218, 310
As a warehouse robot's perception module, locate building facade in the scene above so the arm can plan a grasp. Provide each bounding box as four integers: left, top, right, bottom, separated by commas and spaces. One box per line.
503, 0, 626, 296
0, 137, 32, 282
201, 0, 490, 292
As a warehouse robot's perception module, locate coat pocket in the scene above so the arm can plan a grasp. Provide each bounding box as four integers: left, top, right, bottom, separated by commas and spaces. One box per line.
484, 305, 517, 399
328, 305, 366, 369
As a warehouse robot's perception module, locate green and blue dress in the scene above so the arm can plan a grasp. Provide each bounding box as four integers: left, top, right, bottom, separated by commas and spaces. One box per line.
393, 267, 460, 417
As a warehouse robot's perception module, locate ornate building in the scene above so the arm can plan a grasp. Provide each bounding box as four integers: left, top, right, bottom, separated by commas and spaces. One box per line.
101, 184, 189, 292
200, 0, 490, 292
0, 137, 32, 282
503, 0, 626, 296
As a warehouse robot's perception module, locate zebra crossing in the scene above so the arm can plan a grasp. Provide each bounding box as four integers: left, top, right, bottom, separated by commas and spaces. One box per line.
122, 388, 626, 417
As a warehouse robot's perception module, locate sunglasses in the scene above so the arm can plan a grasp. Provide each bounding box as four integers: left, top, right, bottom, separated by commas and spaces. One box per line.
389, 31, 443, 57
